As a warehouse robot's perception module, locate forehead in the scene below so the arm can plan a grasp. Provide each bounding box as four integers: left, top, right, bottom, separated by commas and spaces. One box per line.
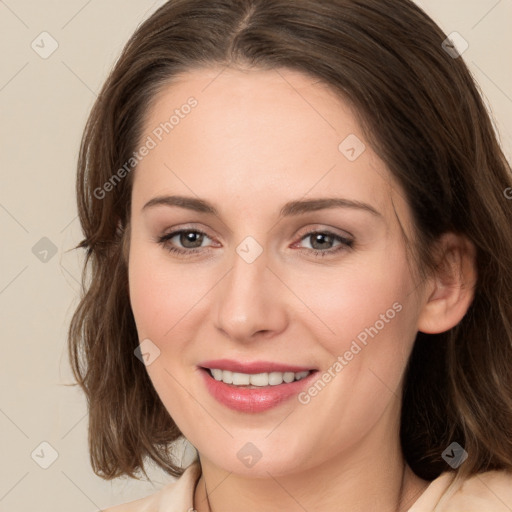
131, 66, 400, 221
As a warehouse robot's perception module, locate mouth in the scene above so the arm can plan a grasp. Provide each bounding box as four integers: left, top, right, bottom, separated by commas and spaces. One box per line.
201, 367, 314, 388
197, 360, 319, 412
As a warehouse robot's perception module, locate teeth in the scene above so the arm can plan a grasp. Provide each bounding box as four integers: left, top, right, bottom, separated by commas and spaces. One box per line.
232, 372, 250, 385
209, 369, 312, 386
249, 373, 268, 386
211, 369, 223, 381
222, 370, 233, 384
269, 372, 284, 385
283, 372, 295, 383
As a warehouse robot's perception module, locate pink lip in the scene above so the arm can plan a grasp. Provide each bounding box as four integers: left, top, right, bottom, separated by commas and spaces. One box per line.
198, 363, 318, 413
199, 359, 315, 374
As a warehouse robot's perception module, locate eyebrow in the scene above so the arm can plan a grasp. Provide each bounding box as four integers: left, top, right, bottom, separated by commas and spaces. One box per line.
142, 195, 382, 218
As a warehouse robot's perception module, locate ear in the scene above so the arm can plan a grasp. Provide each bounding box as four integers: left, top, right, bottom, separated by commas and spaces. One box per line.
417, 232, 477, 334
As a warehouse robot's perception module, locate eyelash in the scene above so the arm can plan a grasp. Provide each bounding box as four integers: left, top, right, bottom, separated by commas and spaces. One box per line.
156, 228, 354, 259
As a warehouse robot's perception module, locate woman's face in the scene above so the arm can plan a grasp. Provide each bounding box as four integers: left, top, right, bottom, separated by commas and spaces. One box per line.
128, 66, 427, 476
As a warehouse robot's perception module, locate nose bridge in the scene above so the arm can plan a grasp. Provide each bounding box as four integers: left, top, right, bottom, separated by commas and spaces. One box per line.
214, 239, 286, 341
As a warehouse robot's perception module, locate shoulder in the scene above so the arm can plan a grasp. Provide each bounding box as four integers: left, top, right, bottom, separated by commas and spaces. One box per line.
440, 470, 512, 511
408, 469, 512, 512
102, 461, 202, 512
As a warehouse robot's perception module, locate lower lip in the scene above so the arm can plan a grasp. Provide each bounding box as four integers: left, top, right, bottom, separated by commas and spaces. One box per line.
199, 368, 317, 413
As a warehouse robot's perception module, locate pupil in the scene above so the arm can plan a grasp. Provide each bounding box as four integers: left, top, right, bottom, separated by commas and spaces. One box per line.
312, 233, 332, 250
182, 232, 202, 248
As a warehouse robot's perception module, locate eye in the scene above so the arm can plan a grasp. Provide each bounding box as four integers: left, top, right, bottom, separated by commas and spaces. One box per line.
294, 230, 354, 257
156, 228, 354, 259
157, 229, 214, 256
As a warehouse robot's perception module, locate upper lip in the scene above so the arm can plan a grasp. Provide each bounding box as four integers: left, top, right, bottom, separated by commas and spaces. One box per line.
199, 359, 316, 374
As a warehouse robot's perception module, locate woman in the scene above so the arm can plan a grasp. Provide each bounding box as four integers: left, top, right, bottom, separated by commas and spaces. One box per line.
68, 0, 512, 510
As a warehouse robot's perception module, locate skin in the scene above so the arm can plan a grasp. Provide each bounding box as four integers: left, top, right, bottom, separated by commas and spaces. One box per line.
127, 66, 477, 512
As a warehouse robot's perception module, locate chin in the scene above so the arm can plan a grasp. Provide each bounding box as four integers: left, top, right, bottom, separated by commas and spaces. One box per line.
198, 439, 315, 478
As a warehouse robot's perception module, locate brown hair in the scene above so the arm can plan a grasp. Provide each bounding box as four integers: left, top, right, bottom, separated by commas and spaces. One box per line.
68, 0, 512, 482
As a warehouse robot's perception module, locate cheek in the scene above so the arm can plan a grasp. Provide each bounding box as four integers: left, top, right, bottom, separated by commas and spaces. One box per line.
127, 241, 204, 430
296, 248, 417, 419
308, 249, 414, 356
128, 237, 207, 340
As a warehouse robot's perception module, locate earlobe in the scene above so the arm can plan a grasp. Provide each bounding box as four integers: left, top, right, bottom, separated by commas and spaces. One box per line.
417, 232, 477, 334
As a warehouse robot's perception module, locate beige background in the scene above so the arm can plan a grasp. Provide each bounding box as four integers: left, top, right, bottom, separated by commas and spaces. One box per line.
1, 1, 511, 510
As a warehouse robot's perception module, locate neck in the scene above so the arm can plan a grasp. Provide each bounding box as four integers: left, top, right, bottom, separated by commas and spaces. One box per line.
193, 401, 429, 512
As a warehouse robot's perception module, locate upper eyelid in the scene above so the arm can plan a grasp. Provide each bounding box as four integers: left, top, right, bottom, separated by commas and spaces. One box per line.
160, 220, 354, 237
161, 226, 353, 246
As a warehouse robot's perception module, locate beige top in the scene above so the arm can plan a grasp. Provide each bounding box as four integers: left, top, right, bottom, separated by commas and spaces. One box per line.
103, 461, 512, 511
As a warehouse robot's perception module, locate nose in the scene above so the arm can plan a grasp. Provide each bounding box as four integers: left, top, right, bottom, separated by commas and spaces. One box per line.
213, 244, 289, 343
